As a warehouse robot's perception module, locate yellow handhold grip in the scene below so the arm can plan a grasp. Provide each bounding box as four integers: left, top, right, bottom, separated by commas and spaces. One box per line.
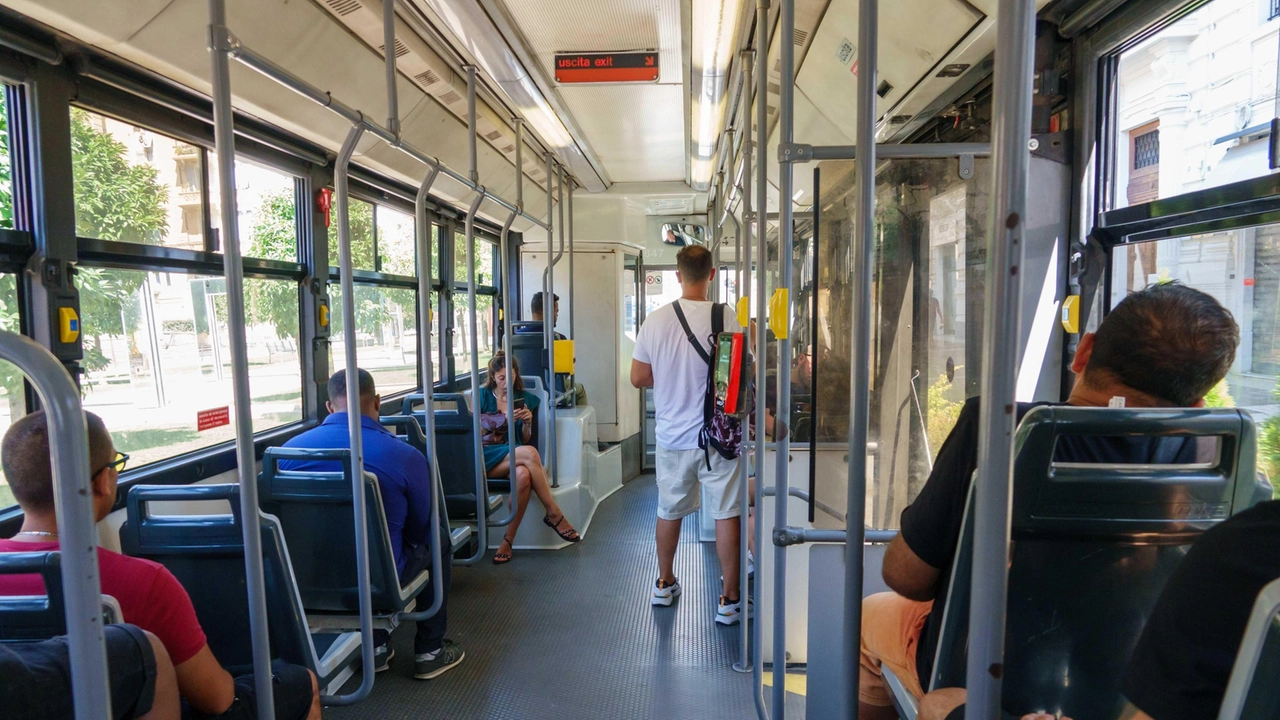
768, 289, 789, 339
553, 339, 575, 374
736, 297, 750, 328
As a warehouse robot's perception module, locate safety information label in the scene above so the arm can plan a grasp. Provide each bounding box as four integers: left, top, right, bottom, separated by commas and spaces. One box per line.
197, 406, 231, 432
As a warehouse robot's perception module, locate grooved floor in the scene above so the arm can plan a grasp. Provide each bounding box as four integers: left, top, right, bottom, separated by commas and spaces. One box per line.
325, 474, 804, 719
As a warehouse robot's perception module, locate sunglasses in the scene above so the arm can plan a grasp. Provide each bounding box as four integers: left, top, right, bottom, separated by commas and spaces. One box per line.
101, 451, 129, 474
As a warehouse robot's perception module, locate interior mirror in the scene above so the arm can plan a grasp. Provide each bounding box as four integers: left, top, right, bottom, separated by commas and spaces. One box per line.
660, 222, 705, 247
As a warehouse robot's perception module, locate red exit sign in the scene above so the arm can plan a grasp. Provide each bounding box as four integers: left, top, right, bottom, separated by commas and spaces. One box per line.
554, 51, 659, 83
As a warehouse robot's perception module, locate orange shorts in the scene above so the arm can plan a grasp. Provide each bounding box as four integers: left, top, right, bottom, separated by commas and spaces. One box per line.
859, 591, 933, 707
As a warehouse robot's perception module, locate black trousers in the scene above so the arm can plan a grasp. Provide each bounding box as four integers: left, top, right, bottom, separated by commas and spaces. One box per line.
374, 523, 451, 655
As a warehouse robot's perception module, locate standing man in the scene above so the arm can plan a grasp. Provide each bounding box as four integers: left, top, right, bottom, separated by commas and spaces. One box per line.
630, 245, 747, 625
528, 291, 588, 407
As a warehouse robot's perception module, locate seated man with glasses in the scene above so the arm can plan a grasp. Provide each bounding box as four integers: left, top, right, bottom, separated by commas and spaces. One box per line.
0, 411, 322, 720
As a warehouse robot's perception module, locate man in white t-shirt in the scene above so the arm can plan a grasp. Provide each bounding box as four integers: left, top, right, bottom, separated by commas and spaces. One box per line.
630, 245, 746, 625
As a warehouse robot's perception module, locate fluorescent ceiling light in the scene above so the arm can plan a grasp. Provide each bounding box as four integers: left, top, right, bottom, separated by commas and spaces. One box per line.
793, 189, 804, 201
689, 0, 748, 191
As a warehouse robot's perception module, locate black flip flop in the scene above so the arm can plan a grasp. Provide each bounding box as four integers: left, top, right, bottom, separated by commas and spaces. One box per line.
543, 515, 581, 542
493, 537, 514, 564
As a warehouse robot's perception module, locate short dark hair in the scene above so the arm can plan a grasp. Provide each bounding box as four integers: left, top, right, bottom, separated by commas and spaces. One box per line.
676, 245, 713, 283
2, 410, 113, 512
328, 368, 376, 404
531, 292, 559, 315
1087, 282, 1239, 406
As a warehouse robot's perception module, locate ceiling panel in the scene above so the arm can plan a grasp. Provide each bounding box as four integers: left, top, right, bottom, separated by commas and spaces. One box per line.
496, 0, 686, 183
559, 84, 686, 182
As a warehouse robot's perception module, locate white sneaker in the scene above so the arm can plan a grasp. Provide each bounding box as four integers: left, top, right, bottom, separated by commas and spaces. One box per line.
652, 578, 682, 606
747, 551, 755, 578
716, 595, 753, 625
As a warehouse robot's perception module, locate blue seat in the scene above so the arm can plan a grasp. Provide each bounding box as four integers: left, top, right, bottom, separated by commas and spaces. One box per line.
510, 321, 567, 398
403, 393, 505, 519
919, 407, 1260, 719
257, 447, 430, 622
378, 414, 474, 553
0, 552, 123, 642
118, 484, 360, 688
1219, 578, 1280, 720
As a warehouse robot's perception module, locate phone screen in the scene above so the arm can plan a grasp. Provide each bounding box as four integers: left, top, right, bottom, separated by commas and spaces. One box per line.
514, 398, 527, 410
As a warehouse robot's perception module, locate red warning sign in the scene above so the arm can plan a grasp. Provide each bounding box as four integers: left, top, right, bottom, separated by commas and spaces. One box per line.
555, 52, 659, 83
197, 406, 231, 432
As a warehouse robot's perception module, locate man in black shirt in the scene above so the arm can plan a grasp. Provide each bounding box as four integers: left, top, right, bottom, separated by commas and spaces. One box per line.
858, 282, 1242, 720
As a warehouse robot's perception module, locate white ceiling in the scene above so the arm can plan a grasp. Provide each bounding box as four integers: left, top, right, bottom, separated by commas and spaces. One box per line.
496, 0, 688, 183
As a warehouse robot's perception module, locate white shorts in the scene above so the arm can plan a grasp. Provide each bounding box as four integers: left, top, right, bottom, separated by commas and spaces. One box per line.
655, 446, 742, 521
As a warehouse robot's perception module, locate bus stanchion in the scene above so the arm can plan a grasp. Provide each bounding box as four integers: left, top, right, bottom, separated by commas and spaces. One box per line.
752, 2, 771, 717
0, 332, 112, 720
209, 0, 278, 713
455, 192, 489, 566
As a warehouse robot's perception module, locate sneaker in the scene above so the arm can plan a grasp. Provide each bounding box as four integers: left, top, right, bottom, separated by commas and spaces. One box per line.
748, 551, 755, 578
652, 578, 682, 606
716, 595, 753, 625
414, 639, 465, 680
372, 644, 393, 673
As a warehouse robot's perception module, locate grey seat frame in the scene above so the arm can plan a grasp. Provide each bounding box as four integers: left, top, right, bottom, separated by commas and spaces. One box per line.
1218, 577, 1280, 720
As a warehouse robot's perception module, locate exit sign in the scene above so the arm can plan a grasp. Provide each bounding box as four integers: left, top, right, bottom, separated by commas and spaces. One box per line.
555, 52, 659, 83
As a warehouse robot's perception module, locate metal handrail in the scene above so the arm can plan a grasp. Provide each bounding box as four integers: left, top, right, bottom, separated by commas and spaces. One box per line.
399, 162, 444, 621
752, 2, 771, 717
966, 0, 1036, 715
735, 45, 755, 679
542, 160, 566, 486
325, 123, 376, 705
456, 192, 489, 566
207, 0, 276, 714
0, 332, 110, 720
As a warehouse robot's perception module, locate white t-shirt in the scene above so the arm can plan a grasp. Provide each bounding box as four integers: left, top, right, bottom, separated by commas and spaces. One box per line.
633, 299, 744, 450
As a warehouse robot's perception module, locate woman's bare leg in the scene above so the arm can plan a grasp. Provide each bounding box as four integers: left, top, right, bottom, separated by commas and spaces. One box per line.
488, 458, 533, 538
513, 446, 563, 518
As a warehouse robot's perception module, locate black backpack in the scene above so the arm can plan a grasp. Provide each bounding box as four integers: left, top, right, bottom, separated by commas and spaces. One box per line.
672, 300, 743, 469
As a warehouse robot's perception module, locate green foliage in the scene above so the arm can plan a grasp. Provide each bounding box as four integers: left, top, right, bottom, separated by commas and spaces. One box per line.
1261, 376, 1280, 498
1204, 378, 1234, 408
0, 91, 12, 230
69, 110, 169, 244
926, 369, 965, 461
328, 197, 375, 269
246, 189, 300, 339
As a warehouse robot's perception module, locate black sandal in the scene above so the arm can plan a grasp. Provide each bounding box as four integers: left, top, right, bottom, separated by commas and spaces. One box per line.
543, 515, 581, 543
493, 537, 514, 564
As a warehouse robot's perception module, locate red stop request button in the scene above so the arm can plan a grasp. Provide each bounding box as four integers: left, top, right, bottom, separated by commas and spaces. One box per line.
554, 51, 659, 83
197, 406, 231, 432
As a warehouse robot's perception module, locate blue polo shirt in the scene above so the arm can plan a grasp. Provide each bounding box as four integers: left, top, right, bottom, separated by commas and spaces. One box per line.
279, 412, 432, 574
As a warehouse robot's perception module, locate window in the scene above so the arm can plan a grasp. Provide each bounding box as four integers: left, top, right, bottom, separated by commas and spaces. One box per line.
1270, 0, 1280, 22
452, 232, 498, 373
329, 283, 418, 396
0, 86, 12, 230
0, 274, 24, 507
375, 205, 415, 275
71, 109, 206, 250
454, 232, 496, 286
328, 196, 376, 270
1110, 227, 1280, 494
78, 269, 302, 469
1110, 0, 1280, 209
209, 157, 298, 261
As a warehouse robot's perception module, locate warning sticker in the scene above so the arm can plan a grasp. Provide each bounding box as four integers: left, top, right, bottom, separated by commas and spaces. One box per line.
197, 406, 231, 432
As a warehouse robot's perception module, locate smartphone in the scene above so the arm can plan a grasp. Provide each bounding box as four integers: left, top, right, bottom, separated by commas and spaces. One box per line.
513, 398, 527, 411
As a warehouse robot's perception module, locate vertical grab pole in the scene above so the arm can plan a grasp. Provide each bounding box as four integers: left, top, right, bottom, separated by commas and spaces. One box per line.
752, 1, 771, 716
545, 163, 564, 487
515, 119, 525, 211
465, 64, 479, 184
773, 0, 797, 716
501, 211, 519, 524
962, 0, 1034, 712
567, 178, 576, 406
330, 124, 376, 705
846, 0, 877, 711
966, 0, 1035, 715
207, 3, 276, 715
463, 192, 488, 559
544, 152, 555, 425
735, 46, 755, 677
0, 333, 112, 720
410, 164, 445, 614
381, 0, 399, 137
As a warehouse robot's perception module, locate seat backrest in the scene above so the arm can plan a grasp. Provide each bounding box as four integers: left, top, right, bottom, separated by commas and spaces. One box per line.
420, 392, 488, 519
1219, 578, 1280, 720
932, 406, 1259, 719
118, 484, 315, 675
257, 448, 407, 614
0, 552, 65, 641
509, 326, 566, 394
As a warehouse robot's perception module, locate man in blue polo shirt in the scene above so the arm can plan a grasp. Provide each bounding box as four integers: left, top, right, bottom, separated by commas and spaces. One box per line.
280, 369, 465, 680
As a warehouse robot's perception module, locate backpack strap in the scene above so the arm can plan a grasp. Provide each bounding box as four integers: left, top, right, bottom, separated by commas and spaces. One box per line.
672, 300, 712, 365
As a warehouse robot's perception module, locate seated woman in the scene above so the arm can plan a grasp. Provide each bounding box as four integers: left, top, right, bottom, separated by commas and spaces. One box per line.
479, 352, 580, 564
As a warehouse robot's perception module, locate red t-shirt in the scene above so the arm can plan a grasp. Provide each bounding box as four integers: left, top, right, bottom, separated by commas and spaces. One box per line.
0, 539, 207, 664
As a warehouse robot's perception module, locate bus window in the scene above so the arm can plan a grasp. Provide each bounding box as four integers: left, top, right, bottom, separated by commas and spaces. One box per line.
207, 156, 299, 261
375, 205, 415, 275
329, 196, 376, 270
329, 283, 418, 396
1111, 229, 1280, 493
1110, 0, 1280, 210
0, 273, 23, 508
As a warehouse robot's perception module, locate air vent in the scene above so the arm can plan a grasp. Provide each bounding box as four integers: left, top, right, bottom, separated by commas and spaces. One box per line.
324, 0, 361, 16
793, 29, 809, 45
936, 63, 970, 78
768, 82, 780, 95
503, 145, 515, 153
773, 58, 782, 74
415, 69, 442, 86
439, 90, 462, 105
890, 114, 912, 124
876, 80, 893, 98
378, 40, 410, 59
485, 130, 502, 141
